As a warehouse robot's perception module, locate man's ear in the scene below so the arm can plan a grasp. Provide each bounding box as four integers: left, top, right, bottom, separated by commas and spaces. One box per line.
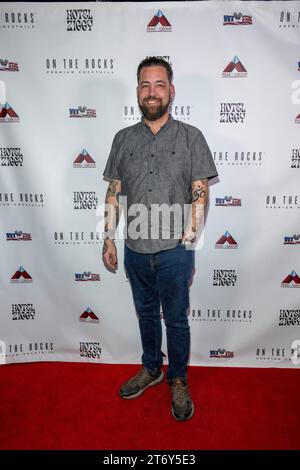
170, 83, 175, 103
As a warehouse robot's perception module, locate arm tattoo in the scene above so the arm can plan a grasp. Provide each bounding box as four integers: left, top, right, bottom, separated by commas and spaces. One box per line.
107, 180, 118, 198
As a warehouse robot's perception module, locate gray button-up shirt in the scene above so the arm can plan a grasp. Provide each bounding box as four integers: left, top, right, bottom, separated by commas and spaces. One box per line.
103, 116, 218, 254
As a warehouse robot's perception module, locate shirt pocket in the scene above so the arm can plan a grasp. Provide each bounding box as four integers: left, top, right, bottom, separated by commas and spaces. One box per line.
158, 149, 189, 185
117, 149, 139, 181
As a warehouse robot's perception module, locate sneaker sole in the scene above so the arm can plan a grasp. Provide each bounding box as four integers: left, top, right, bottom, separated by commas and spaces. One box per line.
119, 370, 164, 400
171, 402, 195, 422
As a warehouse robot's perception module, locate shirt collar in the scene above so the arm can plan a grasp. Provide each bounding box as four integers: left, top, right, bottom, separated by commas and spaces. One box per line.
141, 114, 173, 136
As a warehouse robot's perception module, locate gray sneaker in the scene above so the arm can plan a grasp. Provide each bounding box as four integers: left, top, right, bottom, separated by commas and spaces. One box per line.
119, 367, 164, 399
171, 378, 194, 421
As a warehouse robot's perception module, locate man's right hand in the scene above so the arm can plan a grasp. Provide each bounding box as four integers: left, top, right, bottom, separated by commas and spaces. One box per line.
102, 239, 118, 273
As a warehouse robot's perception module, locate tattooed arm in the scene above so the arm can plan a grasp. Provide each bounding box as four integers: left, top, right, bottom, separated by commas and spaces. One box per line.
182, 179, 208, 245
102, 179, 121, 272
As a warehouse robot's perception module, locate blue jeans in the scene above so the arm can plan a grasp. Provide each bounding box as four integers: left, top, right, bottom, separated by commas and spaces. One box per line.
124, 243, 195, 382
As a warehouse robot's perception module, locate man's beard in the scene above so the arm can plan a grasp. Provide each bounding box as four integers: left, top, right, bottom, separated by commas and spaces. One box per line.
138, 95, 171, 121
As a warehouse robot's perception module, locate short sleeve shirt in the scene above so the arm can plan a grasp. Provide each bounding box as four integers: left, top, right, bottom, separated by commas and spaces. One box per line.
103, 116, 218, 254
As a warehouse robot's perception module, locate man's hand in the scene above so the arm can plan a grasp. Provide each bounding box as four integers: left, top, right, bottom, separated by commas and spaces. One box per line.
102, 239, 118, 273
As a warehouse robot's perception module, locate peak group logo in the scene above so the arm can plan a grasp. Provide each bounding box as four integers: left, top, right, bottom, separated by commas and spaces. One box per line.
80, 307, 99, 323
0, 102, 19, 123
147, 10, 172, 32
281, 271, 300, 288
215, 196, 241, 207
73, 149, 96, 168
6, 230, 32, 241
223, 12, 252, 26
0, 59, 19, 72
295, 113, 300, 124
0, 10, 35, 29
66, 9, 93, 31
215, 231, 238, 249
222, 56, 247, 78
69, 106, 96, 118
11, 266, 32, 283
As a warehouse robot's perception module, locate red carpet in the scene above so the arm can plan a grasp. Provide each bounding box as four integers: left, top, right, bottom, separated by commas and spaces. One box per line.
0, 362, 299, 450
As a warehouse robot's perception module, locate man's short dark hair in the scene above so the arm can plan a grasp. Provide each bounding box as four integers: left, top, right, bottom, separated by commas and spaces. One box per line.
137, 57, 173, 84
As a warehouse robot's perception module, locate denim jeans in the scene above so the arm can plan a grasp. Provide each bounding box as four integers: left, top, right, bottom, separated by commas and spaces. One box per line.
124, 243, 195, 382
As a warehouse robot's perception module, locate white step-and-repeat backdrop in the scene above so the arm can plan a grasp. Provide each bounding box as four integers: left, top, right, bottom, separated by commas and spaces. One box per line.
1, 1, 300, 368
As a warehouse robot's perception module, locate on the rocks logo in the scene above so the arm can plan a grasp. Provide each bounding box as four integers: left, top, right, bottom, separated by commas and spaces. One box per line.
80, 307, 99, 323
279, 309, 300, 326
192, 308, 253, 323
266, 194, 299, 209
54, 231, 101, 245
281, 271, 300, 288
284, 234, 300, 245
0, 11, 35, 29
0, 192, 44, 207
79, 342, 102, 358
291, 148, 300, 168
170, 105, 191, 121
0, 59, 19, 71
0, 103, 19, 123
279, 10, 300, 28
213, 269, 237, 287
12, 304, 35, 320
256, 347, 287, 362
75, 272, 100, 282
73, 149, 96, 168
147, 10, 172, 32
69, 106, 96, 118
1, 147, 23, 166
11, 266, 32, 283
222, 56, 247, 78
215, 196, 241, 207
213, 150, 263, 166
6, 230, 32, 241
223, 12, 252, 26
45, 57, 114, 75
210, 348, 234, 359
66, 9, 93, 31
220, 103, 246, 123
74, 192, 98, 210
215, 231, 238, 249
124, 105, 141, 121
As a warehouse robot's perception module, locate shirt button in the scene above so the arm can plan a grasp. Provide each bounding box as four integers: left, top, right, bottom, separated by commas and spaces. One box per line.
149, 171, 153, 174
150, 154, 154, 157
148, 189, 152, 192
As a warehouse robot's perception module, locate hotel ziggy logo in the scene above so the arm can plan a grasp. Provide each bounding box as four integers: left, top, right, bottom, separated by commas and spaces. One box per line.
66, 9, 93, 31
291, 148, 300, 168
1, 147, 23, 166
220, 103, 246, 123
147, 10, 172, 32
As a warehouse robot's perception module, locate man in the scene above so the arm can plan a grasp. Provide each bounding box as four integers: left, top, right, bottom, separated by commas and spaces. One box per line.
102, 57, 218, 421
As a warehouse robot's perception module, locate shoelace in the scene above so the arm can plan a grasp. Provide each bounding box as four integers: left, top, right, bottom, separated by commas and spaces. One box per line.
172, 380, 188, 404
